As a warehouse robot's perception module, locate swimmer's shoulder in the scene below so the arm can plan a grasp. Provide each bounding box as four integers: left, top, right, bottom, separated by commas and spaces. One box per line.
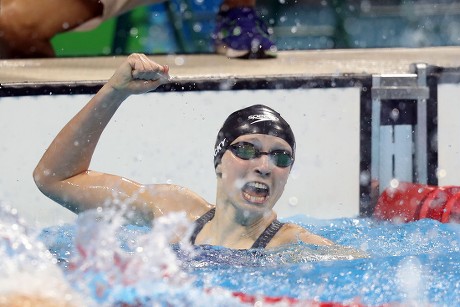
268, 222, 334, 248
142, 183, 213, 221
268, 222, 369, 258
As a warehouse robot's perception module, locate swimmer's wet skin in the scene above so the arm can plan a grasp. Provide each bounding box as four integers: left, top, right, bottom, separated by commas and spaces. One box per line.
33, 53, 360, 251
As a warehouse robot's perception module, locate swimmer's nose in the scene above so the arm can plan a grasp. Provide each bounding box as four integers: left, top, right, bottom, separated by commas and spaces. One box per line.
254, 154, 273, 177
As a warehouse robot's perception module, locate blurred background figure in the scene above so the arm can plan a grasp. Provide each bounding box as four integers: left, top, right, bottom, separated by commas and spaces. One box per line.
0, 0, 275, 59
1, 1, 460, 59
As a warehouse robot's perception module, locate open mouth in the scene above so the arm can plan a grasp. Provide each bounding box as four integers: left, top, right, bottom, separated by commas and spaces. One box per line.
242, 182, 270, 204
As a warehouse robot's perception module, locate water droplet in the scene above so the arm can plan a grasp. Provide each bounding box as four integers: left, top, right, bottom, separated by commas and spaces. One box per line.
390, 178, 400, 189
436, 168, 447, 179
390, 108, 400, 121
174, 56, 185, 66
130, 27, 139, 37
232, 26, 242, 36
360, 170, 370, 185
288, 196, 298, 207
192, 23, 202, 33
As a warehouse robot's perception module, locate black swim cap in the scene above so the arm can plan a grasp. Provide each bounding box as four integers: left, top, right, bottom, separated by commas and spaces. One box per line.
214, 104, 296, 168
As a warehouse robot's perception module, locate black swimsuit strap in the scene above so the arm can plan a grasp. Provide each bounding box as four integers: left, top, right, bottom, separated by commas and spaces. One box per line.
190, 208, 216, 244
251, 220, 285, 249
190, 208, 284, 249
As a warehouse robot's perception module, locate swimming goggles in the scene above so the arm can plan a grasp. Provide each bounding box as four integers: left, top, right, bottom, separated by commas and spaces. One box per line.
229, 142, 294, 168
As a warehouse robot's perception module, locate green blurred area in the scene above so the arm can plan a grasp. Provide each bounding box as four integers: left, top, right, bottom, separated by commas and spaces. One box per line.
51, 18, 117, 57
50, 6, 167, 57
50, 4, 206, 57
51, 7, 155, 57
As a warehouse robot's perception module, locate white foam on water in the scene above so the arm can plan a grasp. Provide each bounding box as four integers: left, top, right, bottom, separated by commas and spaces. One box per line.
396, 256, 429, 306
65, 207, 246, 306
0, 203, 88, 306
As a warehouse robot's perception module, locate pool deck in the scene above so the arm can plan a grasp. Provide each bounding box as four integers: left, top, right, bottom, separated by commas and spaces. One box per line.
1, 46, 460, 84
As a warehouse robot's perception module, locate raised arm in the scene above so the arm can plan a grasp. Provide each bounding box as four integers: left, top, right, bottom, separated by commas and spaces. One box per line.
35, 53, 169, 181
33, 54, 178, 221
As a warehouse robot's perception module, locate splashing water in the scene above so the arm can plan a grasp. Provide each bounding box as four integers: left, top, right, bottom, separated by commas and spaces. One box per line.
2, 199, 460, 306
0, 203, 87, 306
0, 203, 247, 306
64, 208, 246, 306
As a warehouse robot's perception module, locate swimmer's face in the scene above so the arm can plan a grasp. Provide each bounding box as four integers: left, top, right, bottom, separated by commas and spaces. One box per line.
217, 134, 292, 212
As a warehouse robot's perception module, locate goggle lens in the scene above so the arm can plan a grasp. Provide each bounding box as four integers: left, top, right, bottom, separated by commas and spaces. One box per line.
229, 142, 294, 168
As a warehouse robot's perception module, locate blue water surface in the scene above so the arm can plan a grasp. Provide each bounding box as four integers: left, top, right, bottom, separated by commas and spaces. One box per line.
38, 215, 460, 306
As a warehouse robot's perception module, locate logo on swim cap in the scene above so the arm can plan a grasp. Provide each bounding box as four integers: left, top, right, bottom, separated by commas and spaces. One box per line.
248, 114, 279, 124
214, 138, 227, 157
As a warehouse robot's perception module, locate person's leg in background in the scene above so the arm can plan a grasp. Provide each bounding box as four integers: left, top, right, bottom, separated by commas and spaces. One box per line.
214, 0, 276, 59
0, 0, 103, 58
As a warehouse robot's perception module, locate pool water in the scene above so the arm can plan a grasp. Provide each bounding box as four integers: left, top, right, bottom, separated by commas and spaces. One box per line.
2, 204, 460, 306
